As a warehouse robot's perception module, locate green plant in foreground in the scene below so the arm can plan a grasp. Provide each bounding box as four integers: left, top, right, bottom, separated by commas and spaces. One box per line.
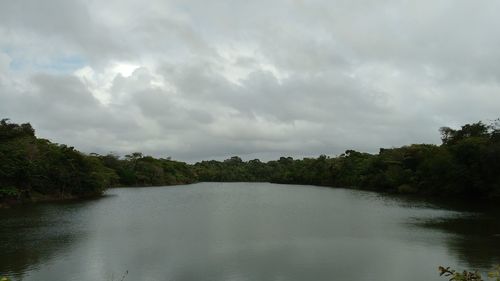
0, 186, 20, 198
439, 265, 500, 281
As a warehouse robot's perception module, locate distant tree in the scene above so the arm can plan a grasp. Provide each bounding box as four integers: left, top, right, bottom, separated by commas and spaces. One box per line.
440, 122, 490, 145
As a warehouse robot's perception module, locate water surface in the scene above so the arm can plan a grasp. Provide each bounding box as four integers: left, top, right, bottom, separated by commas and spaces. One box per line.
1, 182, 499, 281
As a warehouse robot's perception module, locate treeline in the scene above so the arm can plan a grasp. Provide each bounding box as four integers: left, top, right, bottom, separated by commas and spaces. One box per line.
2, 118, 500, 204
0, 119, 194, 203
193, 121, 500, 199
95, 152, 196, 187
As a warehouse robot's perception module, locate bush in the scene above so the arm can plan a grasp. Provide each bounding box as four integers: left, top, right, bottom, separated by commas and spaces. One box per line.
439, 265, 500, 281
0, 186, 20, 198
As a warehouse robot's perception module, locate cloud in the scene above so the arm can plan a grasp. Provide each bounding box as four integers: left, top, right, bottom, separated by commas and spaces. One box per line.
1, 0, 499, 162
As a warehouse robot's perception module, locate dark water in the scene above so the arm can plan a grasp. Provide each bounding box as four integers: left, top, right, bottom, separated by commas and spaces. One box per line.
1, 183, 499, 281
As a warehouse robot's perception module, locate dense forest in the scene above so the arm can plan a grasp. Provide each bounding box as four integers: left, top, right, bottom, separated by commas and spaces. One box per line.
0, 119, 195, 205
1, 118, 500, 205
194, 121, 500, 198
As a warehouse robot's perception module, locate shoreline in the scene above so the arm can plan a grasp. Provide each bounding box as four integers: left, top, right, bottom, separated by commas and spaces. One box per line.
2, 181, 499, 211
0, 192, 100, 209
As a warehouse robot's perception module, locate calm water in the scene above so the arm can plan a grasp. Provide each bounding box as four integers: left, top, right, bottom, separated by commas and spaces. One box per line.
1, 182, 499, 281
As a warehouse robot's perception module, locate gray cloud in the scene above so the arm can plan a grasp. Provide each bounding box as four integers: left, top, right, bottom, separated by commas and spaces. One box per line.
1, 0, 499, 162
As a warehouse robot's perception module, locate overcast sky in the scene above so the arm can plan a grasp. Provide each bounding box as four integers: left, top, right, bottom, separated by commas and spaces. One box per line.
1, 0, 499, 162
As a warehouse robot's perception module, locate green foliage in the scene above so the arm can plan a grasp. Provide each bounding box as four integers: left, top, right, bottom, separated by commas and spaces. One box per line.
0, 119, 116, 202
2, 118, 500, 204
440, 122, 490, 145
0, 186, 20, 198
439, 265, 500, 281
0, 119, 199, 205
191, 120, 500, 199
96, 153, 196, 187
488, 266, 500, 281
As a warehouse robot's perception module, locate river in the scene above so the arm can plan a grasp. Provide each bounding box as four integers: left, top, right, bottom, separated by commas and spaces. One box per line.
1, 182, 499, 281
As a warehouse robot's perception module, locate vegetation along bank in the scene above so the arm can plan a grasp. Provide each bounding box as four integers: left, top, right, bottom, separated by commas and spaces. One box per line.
1, 118, 499, 206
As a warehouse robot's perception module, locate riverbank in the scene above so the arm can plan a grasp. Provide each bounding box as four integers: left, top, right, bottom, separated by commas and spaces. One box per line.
3, 180, 499, 209
0, 182, 198, 208
2, 119, 500, 208
0, 191, 98, 209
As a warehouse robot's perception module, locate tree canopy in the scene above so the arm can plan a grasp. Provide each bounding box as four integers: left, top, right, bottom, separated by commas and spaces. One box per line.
2, 118, 500, 204
192, 120, 500, 199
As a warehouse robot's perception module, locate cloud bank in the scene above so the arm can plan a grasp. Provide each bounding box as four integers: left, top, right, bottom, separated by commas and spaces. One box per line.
1, 0, 500, 161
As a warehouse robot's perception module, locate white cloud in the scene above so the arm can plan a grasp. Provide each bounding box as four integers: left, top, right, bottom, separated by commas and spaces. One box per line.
1, 0, 499, 162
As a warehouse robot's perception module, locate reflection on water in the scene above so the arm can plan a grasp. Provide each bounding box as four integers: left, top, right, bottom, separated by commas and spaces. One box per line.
0, 198, 109, 280
413, 214, 500, 268
382, 192, 500, 269
0, 204, 82, 279
0, 183, 499, 281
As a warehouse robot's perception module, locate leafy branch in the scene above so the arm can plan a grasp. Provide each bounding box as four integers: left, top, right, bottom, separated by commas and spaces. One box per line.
439, 265, 500, 281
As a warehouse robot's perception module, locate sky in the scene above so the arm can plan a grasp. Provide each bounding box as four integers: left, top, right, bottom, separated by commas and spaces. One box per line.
1, 0, 500, 162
